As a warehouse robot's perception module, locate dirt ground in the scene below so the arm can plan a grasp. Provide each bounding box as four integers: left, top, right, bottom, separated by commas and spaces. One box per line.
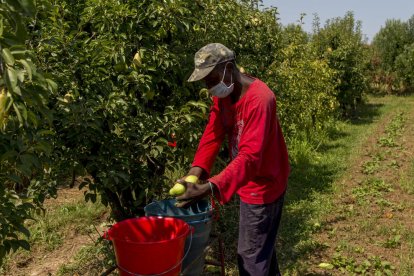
306, 98, 414, 275
2, 185, 109, 276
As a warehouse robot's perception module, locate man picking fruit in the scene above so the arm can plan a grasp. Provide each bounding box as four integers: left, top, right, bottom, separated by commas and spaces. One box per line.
175, 43, 290, 276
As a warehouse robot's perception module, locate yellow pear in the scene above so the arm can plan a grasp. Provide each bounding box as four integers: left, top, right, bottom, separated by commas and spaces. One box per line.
63, 93, 74, 103
169, 183, 186, 196
169, 175, 199, 196
132, 52, 142, 67
184, 175, 198, 184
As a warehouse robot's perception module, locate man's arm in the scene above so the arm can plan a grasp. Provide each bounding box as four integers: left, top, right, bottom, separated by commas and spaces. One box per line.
190, 97, 226, 177
175, 97, 226, 207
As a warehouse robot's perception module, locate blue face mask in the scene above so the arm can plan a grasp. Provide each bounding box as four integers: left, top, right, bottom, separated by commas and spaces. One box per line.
208, 63, 234, 98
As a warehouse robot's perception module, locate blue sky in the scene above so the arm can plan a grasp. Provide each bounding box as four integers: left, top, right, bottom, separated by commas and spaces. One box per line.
261, 0, 414, 42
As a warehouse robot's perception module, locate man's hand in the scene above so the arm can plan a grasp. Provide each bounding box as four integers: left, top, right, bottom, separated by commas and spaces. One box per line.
175, 179, 211, 208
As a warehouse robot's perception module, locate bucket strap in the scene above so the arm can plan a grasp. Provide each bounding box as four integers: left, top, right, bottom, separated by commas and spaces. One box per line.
116, 230, 193, 276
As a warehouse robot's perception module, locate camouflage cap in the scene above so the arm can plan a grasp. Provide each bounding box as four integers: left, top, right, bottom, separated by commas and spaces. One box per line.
187, 43, 235, 82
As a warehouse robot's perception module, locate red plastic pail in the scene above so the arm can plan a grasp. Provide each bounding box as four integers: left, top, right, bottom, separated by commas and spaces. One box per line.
105, 216, 192, 276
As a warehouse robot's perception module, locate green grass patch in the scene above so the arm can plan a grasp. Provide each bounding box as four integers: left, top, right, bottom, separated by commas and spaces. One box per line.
57, 241, 115, 276
0, 193, 108, 274
400, 159, 414, 194
27, 196, 107, 251
352, 178, 393, 202
329, 253, 396, 275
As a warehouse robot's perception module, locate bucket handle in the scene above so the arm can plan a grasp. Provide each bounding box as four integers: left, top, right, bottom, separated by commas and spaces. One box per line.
116, 226, 194, 276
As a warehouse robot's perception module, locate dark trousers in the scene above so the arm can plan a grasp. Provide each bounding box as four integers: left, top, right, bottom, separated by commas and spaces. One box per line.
237, 194, 285, 276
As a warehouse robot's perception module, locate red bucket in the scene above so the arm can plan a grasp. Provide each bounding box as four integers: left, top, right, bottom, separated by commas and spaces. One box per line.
104, 216, 192, 276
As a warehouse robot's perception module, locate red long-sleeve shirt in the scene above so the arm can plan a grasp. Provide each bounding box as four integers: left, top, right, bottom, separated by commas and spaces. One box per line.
192, 79, 290, 205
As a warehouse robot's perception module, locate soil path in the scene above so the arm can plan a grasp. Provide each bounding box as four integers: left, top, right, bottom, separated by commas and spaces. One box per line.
307, 96, 414, 275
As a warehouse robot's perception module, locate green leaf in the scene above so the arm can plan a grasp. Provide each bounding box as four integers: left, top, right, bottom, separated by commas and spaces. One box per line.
7, 67, 18, 92
7, 174, 21, 183
0, 14, 3, 37
5, 0, 21, 11
155, 145, 163, 154
0, 246, 6, 261
3, 241, 11, 253
17, 0, 36, 17
17, 69, 25, 82
20, 102, 27, 121
2, 48, 15, 65
20, 154, 39, 168
10, 241, 20, 252
85, 193, 97, 203
17, 162, 31, 176
117, 172, 129, 182
33, 140, 52, 155
1, 150, 18, 161
13, 102, 23, 126
156, 137, 168, 145
46, 79, 57, 92
10, 49, 29, 59
18, 59, 32, 80
17, 225, 30, 238
187, 100, 208, 108
18, 240, 30, 251
184, 114, 193, 123
362, 260, 371, 267
14, 15, 28, 43
37, 129, 54, 136
13, 86, 22, 96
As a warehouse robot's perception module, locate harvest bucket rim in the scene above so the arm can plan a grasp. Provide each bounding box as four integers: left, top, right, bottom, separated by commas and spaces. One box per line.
104, 216, 192, 245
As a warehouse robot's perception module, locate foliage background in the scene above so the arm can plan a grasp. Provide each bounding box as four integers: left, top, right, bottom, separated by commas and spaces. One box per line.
1, 0, 412, 270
